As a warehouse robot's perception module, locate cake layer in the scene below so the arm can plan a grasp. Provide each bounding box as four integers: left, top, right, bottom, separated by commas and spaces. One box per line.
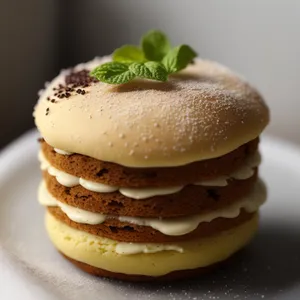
41, 138, 258, 187
42, 179, 266, 242
44, 171, 257, 217
46, 211, 259, 277
61, 253, 220, 281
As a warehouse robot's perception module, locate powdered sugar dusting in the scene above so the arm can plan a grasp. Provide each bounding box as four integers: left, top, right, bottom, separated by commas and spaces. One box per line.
35, 57, 269, 167
96, 59, 267, 157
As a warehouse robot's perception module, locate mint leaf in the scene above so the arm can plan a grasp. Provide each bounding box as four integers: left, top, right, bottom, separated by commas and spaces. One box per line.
162, 45, 197, 73
113, 45, 145, 63
91, 30, 198, 85
141, 30, 171, 61
90, 62, 135, 84
129, 62, 168, 81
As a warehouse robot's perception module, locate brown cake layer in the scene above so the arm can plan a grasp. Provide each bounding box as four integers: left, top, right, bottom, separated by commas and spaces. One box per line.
48, 208, 253, 243
44, 171, 257, 217
61, 252, 221, 282
41, 138, 258, 187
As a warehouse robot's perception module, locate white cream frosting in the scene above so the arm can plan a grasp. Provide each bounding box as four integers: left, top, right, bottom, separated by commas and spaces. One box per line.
48, 166, 79, 187
79, 178, 118, 193
39, 151, 261, 199
54, 148, 73, 155
39, 179, 266, 236
115, 242, 183, 255
119, 185, 184, 199
39, 151, 50, 171
40, 151, 77, 189
194, 151, 260, 186
38, 181, 106, 224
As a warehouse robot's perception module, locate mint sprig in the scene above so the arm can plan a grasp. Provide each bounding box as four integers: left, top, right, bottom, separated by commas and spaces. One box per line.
129, 62, 168, 81
113, 45, 145, 63
90, 62, 135, 84
90, 30, 197, 84
162, 45, 197, 73
141, 30, 171, 61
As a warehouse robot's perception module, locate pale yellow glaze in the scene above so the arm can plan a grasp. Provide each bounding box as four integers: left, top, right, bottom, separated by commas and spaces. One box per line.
46, 212, 259, 276
34, 57, 269, 167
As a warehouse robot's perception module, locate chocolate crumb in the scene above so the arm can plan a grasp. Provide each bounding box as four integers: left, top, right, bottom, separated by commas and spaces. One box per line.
96, 168, 109, 177
65, 69, 98, 87
49, 69, 97, 100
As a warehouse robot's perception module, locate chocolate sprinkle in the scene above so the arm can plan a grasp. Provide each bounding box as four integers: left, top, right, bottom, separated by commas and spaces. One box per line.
65, 69, 98, 87
48, 69, 98, 101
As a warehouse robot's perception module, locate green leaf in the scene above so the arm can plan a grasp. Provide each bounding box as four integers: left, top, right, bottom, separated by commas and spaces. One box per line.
90, 30, 198, 85
141, 30, 171, 61
90, 62, 136, 84
162, 45, 197, 73
129, 61, 168, 81
112, 45, 145, 63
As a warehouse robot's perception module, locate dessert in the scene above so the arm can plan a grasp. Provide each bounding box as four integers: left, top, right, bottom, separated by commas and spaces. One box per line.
33, 31, 269, 281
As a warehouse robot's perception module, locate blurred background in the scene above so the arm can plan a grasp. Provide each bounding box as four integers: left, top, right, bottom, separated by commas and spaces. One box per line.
1, 0, 300, 148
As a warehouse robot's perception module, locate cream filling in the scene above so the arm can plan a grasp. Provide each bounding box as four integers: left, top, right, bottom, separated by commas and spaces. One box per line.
46, 211, 258, 274
38, 181, 106, 225
115, 243, 183, 255
38, 151, 261, 198
39, 179, 266, 236
54, 148, 73, 155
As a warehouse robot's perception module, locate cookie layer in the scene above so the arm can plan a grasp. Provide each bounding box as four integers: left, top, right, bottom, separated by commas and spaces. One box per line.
46, 211, 259, 277
48, 207, 254, 242
44, 170, 257, 217
41, 139, 258, 187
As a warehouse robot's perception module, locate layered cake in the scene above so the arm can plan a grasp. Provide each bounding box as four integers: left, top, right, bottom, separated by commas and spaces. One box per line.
34, 53, 269, 280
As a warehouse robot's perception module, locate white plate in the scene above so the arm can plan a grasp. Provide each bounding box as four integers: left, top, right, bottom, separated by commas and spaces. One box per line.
0, 130, 300, 300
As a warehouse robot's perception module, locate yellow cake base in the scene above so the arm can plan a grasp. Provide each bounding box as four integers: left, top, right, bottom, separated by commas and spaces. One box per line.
45, 212, 258, 277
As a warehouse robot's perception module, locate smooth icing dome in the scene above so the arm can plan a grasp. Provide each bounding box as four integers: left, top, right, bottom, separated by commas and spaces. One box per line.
34, 57, 269, 167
